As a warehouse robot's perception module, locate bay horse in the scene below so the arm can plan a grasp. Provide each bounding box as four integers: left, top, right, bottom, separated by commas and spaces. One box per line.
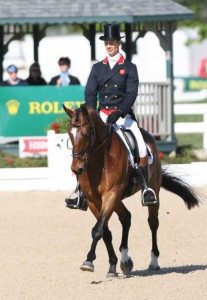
63, 103, 200, 277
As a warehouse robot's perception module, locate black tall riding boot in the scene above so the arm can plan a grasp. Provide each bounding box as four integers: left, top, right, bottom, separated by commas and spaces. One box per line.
139, 166, 157, 206
65, 183, 88, 211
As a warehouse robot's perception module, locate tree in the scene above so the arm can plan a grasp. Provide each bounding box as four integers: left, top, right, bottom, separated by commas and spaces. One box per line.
176, 0, 207, 43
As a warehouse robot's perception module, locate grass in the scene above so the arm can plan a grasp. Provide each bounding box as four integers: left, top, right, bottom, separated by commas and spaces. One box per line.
161, 145, 205, 164
176, 133, 203, 149
177, 99, 207, 104
175, 112, 203, 149
175, 115, 203, 122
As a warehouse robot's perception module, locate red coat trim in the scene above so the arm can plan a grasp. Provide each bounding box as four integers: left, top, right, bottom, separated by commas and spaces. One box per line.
102, 54, 125, 65
100, 108, 116, 115
118, 54, 124, 64
103, 57, 108, 64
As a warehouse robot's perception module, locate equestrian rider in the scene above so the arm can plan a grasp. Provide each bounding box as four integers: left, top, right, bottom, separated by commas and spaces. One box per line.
65, 23, 157, 210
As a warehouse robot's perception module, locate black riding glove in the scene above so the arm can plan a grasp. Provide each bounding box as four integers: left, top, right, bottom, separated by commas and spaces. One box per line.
106, 111, 122, 124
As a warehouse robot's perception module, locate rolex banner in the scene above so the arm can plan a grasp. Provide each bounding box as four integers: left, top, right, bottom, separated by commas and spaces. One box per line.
182, 77, 207, 91
0, 86, 85, 137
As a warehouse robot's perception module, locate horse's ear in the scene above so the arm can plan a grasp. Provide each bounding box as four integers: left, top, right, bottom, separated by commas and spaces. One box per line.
63, 104, 73, 118
80, 103, 89, 117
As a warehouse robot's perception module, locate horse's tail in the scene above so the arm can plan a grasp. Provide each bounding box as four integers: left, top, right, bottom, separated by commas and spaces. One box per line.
161, 166, 200, 209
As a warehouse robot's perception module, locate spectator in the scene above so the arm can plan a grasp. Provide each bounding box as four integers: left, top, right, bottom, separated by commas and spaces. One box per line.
26, 62, 47, 85
1, 65, 28, 86
49, 57, 80, 86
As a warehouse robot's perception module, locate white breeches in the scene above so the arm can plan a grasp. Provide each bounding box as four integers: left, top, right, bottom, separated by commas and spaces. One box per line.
99, 111, 147, 158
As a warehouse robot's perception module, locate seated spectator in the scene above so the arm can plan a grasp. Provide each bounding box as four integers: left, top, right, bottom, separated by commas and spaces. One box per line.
1, 65, 28, 86
26, 62, 47, 85
49, 57, 80, 86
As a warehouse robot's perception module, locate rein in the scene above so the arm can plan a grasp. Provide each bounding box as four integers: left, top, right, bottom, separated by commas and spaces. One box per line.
70, 119, 112, 163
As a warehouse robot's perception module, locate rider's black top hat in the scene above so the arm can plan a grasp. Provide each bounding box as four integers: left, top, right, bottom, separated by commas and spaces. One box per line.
99, 24, 124, 41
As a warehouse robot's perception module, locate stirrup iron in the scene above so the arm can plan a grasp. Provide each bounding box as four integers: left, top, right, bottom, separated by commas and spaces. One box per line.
65, 190, 82, 209
65, 181, 88, 211
136, 164, 158, 206
141, 188, 157, 206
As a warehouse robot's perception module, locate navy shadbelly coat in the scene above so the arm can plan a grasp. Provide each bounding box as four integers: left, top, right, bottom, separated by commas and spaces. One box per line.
85, 55, 139, 117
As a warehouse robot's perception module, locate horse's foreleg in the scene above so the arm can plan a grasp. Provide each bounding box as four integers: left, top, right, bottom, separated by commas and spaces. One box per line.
80, 213, 105, 273
115, 202, 133, 275
148, 202, 160, 271
102, 223, 118, 277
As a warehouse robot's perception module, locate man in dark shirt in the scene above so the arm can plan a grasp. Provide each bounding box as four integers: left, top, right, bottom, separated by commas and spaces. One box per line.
1, 65, 28, 86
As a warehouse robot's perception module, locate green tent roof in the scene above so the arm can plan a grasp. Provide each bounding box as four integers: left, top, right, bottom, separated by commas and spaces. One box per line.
0, 0, 194, 25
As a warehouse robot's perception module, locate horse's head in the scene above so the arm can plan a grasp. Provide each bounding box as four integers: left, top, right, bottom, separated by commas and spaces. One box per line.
63, 103, 95, 175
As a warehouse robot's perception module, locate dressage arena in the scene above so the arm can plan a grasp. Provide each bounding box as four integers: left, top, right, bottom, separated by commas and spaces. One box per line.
0, 186, 207, 300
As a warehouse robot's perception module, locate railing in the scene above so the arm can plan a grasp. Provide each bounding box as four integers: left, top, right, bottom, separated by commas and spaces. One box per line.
134, 84, 207, 151
174, 104, 207, 150
134, 81, 171, 138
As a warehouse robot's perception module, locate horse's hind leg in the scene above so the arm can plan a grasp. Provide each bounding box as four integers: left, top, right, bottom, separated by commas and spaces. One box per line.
148, 202, 160, 271
102, 223, 118, 277
115, 202, 133, 275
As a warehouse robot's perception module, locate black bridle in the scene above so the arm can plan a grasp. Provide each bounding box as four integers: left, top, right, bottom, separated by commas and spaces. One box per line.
70, 119, 112, 164
70, 119, 95, 163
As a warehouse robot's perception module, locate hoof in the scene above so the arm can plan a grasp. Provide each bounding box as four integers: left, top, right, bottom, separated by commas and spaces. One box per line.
120, 257, 133, 274
148, 264, 160, 271
80, 261, 94, 272
106, 264, 117, 278
106, 272, 118, 278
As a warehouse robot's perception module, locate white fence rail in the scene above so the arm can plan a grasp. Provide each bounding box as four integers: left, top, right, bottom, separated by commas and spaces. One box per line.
174, 104, 207, 149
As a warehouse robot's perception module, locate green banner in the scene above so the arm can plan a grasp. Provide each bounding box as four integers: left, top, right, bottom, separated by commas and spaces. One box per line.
0, 86, 85, 137
182, 77, 207, 91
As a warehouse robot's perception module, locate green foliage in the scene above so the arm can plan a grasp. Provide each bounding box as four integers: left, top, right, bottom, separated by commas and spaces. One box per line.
45, 116, 69, 134
175, 0, 207, 43
162, 145, 205, 164
0, 151, 47, 168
